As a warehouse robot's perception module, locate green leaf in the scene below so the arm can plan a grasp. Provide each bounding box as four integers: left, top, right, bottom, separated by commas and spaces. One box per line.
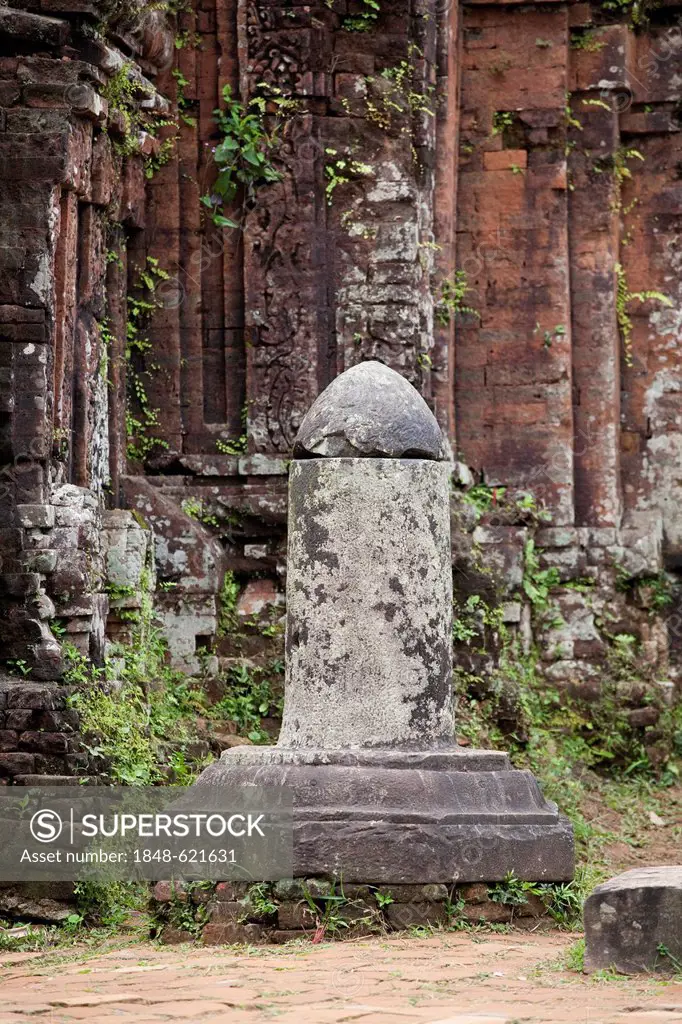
215, 137, 240, 159
213, 214, 239, 228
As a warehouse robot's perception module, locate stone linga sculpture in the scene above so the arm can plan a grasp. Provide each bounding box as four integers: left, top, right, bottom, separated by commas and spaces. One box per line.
197, 361, 574, 884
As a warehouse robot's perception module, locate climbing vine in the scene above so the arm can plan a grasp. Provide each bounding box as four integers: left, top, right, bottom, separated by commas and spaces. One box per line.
125, 257, 171, 463
365, 54, 435, 134
615, 263, 672, 368
324, 149, 374, 205
594, 147, 675, 367
171, 67, 196, 127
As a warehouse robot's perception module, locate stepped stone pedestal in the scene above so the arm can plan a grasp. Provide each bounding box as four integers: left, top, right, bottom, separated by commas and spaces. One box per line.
197, 362, 574, 884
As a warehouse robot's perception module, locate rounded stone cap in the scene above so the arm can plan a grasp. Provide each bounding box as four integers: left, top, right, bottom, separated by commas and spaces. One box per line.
293, 361, 447, 460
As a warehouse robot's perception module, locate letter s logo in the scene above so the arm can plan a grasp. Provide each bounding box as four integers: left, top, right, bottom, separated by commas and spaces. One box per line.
30, 809, 63, 843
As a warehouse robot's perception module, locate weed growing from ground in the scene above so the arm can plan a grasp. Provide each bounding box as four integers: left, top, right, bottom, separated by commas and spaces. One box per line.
208, 662, 283, 743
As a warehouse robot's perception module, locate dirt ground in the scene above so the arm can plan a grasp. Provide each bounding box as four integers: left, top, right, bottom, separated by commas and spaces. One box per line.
0, 931, 681, 1024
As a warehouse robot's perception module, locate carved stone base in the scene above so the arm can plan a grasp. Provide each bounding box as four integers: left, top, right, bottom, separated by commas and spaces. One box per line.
196, 745, 574, 884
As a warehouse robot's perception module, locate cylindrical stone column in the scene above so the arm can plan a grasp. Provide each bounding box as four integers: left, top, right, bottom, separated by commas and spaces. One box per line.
196, 361, 575, 885
278, 361, 454, 750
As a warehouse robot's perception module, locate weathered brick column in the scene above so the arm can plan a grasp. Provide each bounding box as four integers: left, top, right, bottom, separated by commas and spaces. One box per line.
198, 361, 574, 884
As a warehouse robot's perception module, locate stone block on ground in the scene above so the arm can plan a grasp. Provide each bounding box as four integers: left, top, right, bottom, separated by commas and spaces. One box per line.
0, 882, 75, 923
160, 926, 195, 945
276, 901, 316, 930
202, 922, 266, 946
385, 901, 448, 929
584, 866, 682, 973
269, 928, 309, 944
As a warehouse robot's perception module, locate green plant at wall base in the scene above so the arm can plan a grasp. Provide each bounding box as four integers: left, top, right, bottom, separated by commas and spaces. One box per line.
615, 262, 672, 367
245, 883, 278, 917
209, 662, 283, 743
162, 881, 210, 937
488, 871, 587, 930
434, 270, 480, 326
300, 882, 368, 936
488, 871, 536, 907
0, 879, 150, 950
64, 575, 210, 785
201, 84, 299, 228
74, 880, 148, 928
537, 875, 588, 928
656, 942, 682, 973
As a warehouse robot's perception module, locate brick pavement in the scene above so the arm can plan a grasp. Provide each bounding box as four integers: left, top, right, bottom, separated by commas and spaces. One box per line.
0, 931, 681, 1023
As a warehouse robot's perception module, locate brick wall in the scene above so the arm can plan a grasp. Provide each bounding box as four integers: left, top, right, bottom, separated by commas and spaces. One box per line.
1, 0, 682, 781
